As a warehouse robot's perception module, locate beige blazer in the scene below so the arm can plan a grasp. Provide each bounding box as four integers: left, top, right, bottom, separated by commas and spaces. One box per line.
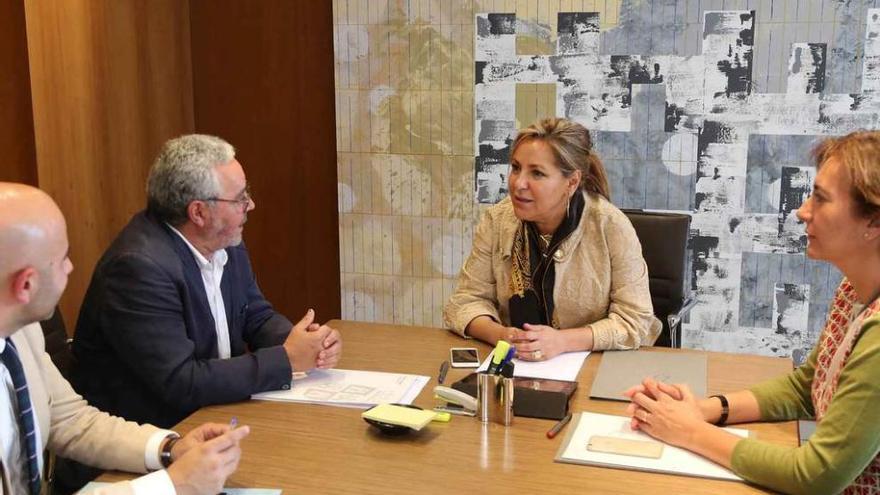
443, 193, 661, 350
1, 323, 161, 495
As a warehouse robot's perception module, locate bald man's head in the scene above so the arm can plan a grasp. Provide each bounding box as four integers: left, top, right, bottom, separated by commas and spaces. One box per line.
0, 183, 72, 335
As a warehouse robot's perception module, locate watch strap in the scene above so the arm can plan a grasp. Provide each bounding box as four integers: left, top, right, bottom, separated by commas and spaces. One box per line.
160, 435, 181, 468
709, 394, 729, 426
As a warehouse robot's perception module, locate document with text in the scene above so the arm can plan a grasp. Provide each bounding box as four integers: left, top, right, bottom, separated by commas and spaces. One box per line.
251, 369, 430, 408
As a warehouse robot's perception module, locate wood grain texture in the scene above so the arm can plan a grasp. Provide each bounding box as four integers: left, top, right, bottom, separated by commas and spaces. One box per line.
23, 0, 194, 331
104, 320, 796, 494
0, 0, 37, 185
189, 0, 341, 322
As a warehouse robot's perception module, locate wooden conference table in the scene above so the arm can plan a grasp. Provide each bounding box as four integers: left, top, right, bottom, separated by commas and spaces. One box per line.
102, 320, 797, 494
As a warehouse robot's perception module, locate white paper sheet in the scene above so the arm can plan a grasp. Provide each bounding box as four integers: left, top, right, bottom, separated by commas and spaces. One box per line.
79, 484, 281, 494
477, 351, 589, 381
251, 369, 430, 409
555, 412, 748, 481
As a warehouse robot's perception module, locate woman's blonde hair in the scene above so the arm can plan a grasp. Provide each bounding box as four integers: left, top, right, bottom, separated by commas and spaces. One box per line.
812, 130, 880, 218
510, 117, 610, 200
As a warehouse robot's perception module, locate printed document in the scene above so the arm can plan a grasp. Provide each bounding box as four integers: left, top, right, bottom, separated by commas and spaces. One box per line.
555, 412, 748, 481
477, 351, 589, 381
251, 369, 429, 408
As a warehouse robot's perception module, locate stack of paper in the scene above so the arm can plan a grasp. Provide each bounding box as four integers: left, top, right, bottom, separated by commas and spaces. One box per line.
251, 369, 429, 409
362, 404, 437, 431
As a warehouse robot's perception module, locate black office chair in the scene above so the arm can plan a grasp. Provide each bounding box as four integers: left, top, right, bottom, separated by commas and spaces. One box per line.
622, 209, 695, 348
40, 307, 74, 379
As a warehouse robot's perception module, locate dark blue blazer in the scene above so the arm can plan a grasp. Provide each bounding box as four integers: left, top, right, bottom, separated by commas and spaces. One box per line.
71, 211, 293, 428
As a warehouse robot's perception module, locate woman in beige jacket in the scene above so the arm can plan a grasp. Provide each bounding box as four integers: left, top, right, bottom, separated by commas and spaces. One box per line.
443, 117, 661, 359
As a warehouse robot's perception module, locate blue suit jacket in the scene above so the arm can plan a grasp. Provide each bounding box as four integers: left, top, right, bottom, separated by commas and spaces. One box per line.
71, 211, 293, 428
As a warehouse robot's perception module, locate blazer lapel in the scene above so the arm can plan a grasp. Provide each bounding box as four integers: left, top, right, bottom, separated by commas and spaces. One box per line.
164, 228, 219, 358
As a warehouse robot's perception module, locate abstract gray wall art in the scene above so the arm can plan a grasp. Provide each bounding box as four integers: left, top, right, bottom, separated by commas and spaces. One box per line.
474, 1, 880, 362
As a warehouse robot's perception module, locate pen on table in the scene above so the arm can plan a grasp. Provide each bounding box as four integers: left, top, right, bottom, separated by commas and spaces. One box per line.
438, 360, 450, 385
546, 413, 572, 439
229, 416, 238, 430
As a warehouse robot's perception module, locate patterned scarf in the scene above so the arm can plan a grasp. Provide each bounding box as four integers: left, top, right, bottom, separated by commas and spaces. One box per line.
508, 192, 584, 329
812, 279, 880, 494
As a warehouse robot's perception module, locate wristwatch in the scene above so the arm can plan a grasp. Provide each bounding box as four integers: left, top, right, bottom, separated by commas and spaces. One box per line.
160, 435, 181, 468
709, 394, 730, 426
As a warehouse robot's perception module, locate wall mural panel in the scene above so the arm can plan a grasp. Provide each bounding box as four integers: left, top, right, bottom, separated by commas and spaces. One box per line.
335, 1, 879, 362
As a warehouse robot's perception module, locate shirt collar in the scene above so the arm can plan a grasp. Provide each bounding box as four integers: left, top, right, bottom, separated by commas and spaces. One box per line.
166, 224, 229, 269
0, 337, 5, 354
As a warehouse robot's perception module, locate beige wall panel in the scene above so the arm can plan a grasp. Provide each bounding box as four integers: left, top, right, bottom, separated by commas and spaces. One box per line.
24, 0, 194, 330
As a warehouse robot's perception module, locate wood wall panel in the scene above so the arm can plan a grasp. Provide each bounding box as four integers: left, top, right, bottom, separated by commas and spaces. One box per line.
189, 0, 341, 321
0, 0, 37, 185
24, 0, 194, 330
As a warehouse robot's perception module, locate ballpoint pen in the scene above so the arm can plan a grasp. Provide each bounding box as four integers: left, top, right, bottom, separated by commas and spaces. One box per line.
546, 413, 572, 439
438, 360, 450, 384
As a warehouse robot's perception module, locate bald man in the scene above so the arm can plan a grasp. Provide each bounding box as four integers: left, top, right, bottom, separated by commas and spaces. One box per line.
0, 183, 249, 495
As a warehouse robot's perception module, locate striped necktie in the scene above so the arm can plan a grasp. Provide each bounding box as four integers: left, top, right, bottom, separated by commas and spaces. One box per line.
1, 339, 41, 495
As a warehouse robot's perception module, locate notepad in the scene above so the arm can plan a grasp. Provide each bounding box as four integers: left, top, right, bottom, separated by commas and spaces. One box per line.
361, 404, 438, 430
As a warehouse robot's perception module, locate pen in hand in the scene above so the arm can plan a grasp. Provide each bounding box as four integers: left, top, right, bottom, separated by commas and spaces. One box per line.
546, 413, 573, 439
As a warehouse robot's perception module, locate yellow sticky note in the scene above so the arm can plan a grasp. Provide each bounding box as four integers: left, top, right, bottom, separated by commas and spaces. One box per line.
362, 404, 437, 431
432, 412, 451, 423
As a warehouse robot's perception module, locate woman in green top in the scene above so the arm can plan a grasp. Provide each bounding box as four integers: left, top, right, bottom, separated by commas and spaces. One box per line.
625, 130, 880, 495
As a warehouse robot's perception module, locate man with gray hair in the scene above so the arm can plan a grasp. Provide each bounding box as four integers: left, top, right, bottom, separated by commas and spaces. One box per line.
71, 134, 342, 431
0, 182, 249, 495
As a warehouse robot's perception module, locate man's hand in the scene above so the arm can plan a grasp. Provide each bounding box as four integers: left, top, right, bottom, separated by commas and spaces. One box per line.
314, 324, 342, 369
283, 309, 334, 372
167, 425, 250, 495
170, 423, 232, 462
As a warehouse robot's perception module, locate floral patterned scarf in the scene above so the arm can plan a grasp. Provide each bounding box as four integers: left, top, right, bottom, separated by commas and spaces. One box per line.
812, 279, 880, 494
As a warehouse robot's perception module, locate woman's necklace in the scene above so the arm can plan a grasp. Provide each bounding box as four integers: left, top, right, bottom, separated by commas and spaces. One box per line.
538, 233, 553, 254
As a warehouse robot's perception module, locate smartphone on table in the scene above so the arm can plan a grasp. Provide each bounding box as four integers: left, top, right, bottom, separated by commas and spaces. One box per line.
449, 347, 480, 368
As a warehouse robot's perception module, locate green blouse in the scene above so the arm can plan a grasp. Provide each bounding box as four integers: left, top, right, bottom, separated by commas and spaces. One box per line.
730, 317, 880, 494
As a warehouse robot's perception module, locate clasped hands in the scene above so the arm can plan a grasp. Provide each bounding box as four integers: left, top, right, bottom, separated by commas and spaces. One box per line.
504, 323, 566, 361
283, 308, 343, 372
622, 377, 709, 450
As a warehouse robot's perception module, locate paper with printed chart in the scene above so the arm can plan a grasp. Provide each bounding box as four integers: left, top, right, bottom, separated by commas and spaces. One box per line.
251, 368, 429, 409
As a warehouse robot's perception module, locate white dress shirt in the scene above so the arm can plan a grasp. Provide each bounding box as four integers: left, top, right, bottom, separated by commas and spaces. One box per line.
167, 225, 232, 359
0, 337, 40, 495
1, 338, 177, 495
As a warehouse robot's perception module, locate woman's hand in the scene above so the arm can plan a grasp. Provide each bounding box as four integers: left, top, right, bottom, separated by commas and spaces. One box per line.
510, 323, 567, 361
624, 377, 706, 449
